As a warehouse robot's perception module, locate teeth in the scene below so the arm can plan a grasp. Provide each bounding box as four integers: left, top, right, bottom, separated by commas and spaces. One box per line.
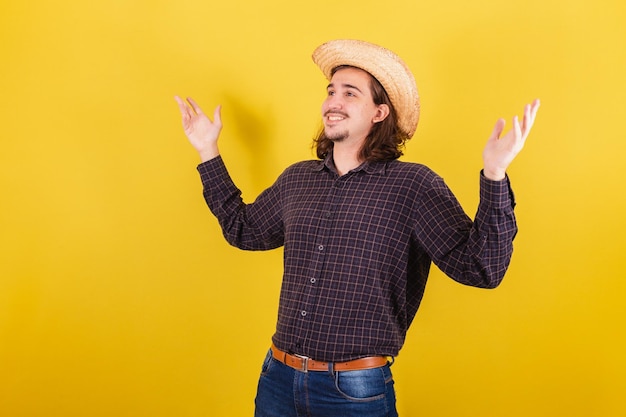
328, 116, 344, 121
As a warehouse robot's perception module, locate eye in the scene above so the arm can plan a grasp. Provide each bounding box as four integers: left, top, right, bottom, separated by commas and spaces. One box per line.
327, 90, 335, 96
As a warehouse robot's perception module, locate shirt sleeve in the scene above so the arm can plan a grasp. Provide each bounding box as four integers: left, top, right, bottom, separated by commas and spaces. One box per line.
415, 171, 517, 288
197, 156, 284, 251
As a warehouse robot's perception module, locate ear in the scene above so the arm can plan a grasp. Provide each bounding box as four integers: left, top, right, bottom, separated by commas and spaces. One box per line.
372, 104, 390, 123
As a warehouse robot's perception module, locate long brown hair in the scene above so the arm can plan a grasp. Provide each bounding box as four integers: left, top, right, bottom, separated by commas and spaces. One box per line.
313, 65, 409, 162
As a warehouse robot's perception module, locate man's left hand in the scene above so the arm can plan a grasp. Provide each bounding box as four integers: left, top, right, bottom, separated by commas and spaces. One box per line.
482, 99, 540, 181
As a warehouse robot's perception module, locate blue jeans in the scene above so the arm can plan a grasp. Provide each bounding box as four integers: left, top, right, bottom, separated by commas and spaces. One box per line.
254, 349, 398, 417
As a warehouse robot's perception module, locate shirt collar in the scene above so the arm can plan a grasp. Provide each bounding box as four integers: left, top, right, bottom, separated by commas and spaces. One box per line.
312, 152, 389, 175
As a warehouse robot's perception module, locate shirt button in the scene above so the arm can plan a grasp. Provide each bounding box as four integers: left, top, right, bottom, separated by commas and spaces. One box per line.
325, 211, 332, 218
301, 310, 307, 317
310, 278, 316, 284
318, 245, 324, 251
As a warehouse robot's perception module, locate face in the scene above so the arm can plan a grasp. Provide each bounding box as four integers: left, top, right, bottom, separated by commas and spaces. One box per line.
321, 67, 389, 144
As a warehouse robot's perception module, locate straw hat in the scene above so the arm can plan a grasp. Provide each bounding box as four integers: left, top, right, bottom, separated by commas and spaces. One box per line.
312, 39, 420, 138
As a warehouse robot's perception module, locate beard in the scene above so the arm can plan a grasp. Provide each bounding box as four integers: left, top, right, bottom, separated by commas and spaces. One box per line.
323, 110, 350, 142
324, 127, 349, 142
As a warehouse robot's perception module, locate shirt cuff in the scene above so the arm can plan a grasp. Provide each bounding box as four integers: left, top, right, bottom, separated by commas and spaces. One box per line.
479, 170, 516, 209
197, 155, 227, 186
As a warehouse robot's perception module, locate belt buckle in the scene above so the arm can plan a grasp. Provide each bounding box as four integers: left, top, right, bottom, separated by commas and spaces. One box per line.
294, 353, 310, 373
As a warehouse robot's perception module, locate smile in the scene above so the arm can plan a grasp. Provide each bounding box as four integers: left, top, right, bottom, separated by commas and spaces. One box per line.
325, 112, 348, 122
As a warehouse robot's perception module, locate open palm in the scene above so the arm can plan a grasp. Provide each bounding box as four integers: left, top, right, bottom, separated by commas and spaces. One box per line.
482, 99, 540, 180
175, 96, 222, 161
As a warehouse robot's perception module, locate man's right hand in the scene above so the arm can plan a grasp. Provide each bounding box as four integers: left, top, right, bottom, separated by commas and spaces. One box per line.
175, 96, 222, 162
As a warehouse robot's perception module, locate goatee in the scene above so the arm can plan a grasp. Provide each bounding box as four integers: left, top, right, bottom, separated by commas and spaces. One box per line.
325, 129, 348, 142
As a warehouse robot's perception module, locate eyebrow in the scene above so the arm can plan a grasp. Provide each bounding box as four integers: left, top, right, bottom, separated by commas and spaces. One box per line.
327, 82, 363, 94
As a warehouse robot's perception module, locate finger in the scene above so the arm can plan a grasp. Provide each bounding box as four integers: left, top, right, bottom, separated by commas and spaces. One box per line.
186, 97, 204, 115
530, 98, 540, 121
174, 95, 187, 111
522, 99, 540, 138
213, 105, 223, 127
174, 95, 193, 118
513, 115, 523, 141
489, 118, 506, 141
522, 103, 531, 134
532, 98, 541, 109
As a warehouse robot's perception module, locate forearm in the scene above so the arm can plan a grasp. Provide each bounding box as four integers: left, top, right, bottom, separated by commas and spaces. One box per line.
197, 157, 284, 250
457, 173, 517, 287
421, 173, 517, 288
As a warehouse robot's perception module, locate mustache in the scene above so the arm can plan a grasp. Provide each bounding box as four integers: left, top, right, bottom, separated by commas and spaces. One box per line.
323, 110, 349, 118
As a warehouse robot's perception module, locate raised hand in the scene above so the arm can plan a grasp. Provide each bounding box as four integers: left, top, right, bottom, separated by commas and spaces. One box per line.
175, 96, 222, 162
482, 99, 540, 181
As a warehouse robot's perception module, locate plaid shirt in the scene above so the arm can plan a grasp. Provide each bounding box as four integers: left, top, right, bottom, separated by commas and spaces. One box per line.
198, 154, 517, 362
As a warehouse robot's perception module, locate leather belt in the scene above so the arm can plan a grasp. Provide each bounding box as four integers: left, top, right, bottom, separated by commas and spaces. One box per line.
271, 343, 388, 373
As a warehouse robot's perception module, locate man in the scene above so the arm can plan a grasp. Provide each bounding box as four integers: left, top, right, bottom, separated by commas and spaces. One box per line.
175, 39, 540, 417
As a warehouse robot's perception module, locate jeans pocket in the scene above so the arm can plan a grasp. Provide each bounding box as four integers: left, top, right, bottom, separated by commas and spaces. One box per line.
260, 348, 274, 376
334, 365, 392, 402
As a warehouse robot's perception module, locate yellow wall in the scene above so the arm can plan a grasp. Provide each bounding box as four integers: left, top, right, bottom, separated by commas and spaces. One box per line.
1, 0, 625, 416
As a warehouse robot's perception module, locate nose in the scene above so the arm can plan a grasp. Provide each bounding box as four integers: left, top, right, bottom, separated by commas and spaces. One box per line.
324, 94, 343, 111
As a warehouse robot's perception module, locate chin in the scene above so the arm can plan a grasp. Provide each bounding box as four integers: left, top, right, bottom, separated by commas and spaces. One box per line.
325, 129, 348, 142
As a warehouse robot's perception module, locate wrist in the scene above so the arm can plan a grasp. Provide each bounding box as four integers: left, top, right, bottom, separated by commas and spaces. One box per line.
198, 145, 220, 163
483, 168, 506, 181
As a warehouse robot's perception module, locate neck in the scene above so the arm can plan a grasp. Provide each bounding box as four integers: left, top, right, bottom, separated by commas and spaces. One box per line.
332, 140, 363, 176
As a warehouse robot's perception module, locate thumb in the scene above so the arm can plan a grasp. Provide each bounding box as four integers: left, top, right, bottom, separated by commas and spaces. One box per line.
213, 105, 223, 127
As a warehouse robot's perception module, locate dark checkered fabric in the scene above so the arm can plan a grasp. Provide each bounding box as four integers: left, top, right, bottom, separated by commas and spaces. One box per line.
197, 154, 517, 362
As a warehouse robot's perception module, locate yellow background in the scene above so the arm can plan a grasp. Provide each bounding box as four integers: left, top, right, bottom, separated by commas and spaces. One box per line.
1, 0, 625, 416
